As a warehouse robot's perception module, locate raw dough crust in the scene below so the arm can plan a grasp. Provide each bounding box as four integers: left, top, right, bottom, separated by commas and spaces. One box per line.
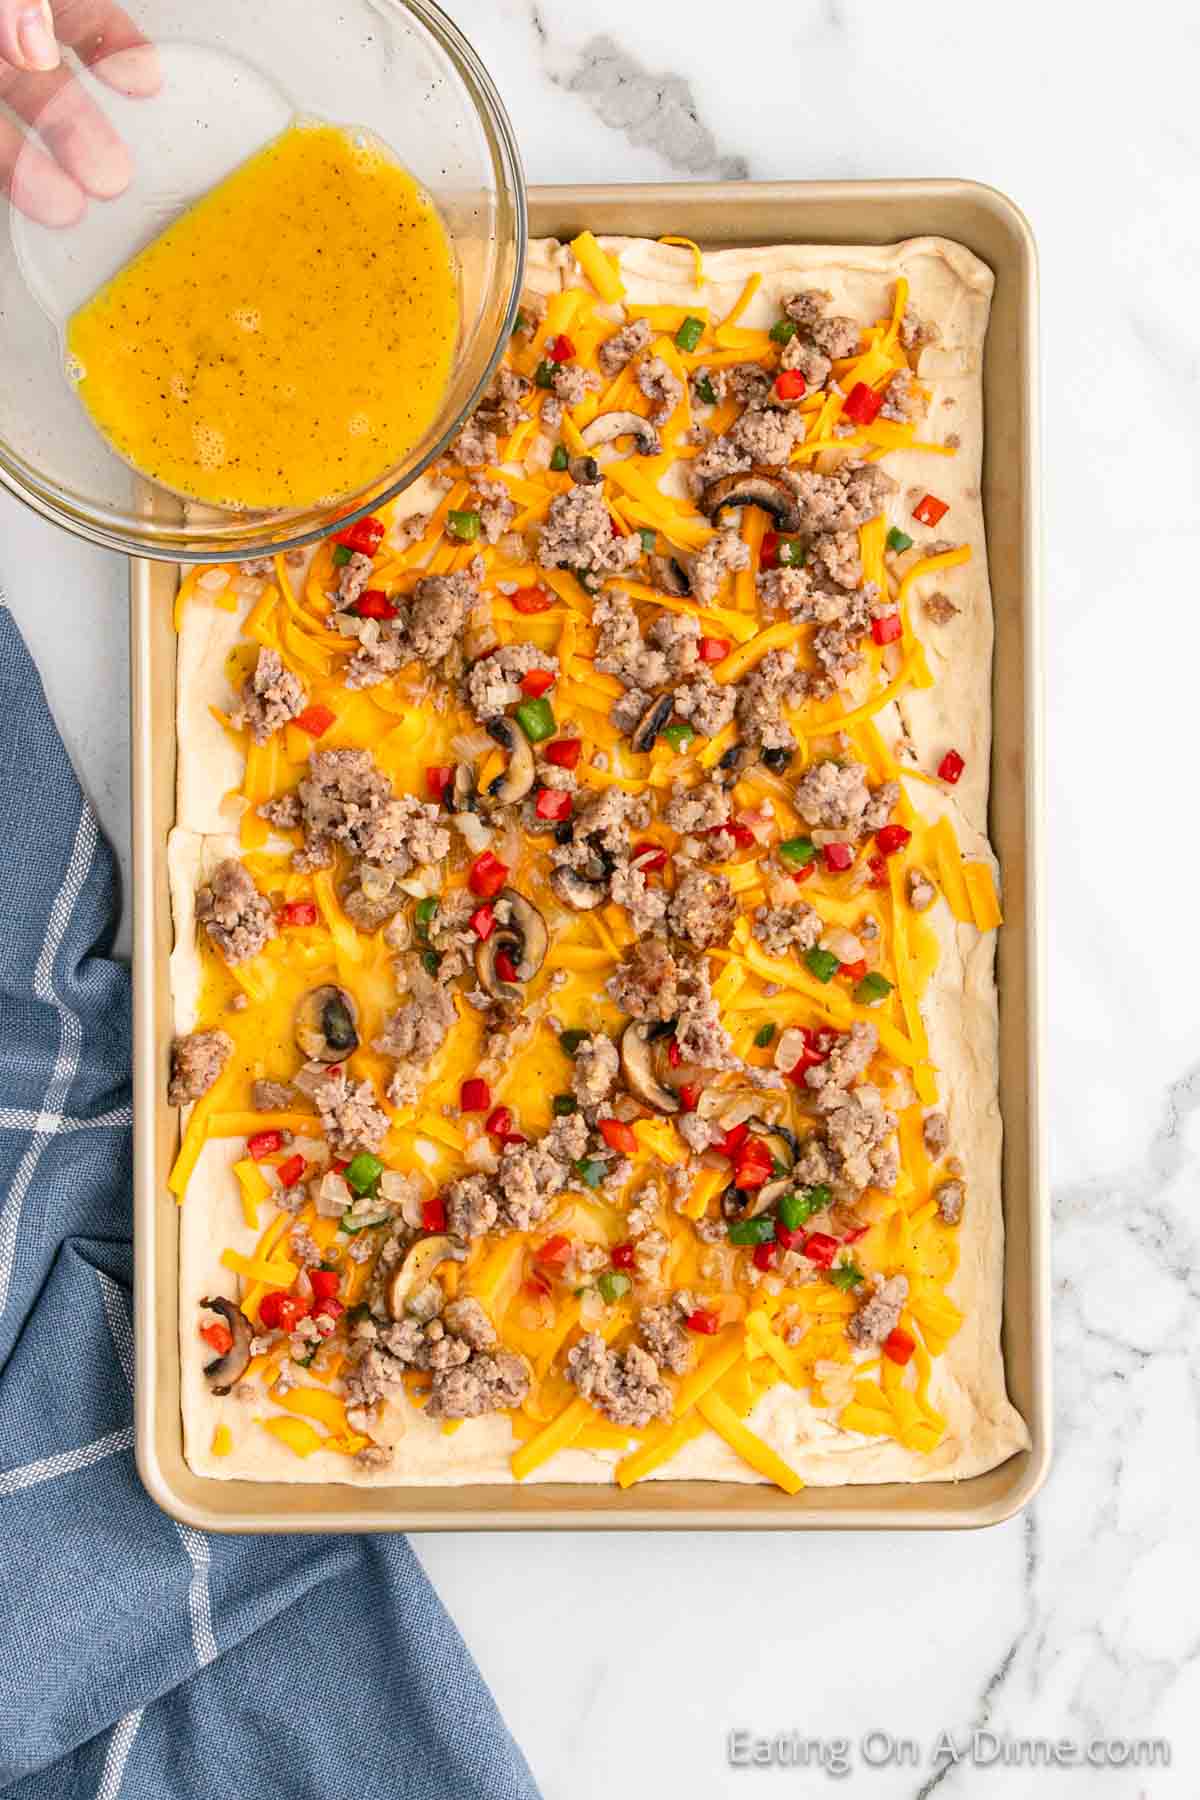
175, 235, 1029, 1486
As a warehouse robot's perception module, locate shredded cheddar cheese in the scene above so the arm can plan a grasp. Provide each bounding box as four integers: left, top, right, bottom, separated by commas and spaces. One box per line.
174, 253, 997, 1495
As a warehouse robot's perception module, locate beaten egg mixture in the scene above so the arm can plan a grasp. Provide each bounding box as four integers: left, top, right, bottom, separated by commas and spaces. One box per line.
68, 122, 457, 510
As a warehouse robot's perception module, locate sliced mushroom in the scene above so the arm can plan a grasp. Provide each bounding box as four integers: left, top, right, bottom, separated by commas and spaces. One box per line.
386, 1234, 467, 1320
750, 1121, 799, 1174
475, 933, 521, 1003
741, 1175, 794, 1219
474, 891, 549, 1000
630, 692, 674, 755
580, 410, 661, 457
650, 553, 690, 597
620, 1021, 680, 1115
200, 1296, 252, 1394
550, 865, 608, 911
499, 888, 548, 979
760, 746, 792, 774
567, 454, 601, 485
295, 985, 359, 1063
484, 716, 536, 806
698, 467, 803, 532
452, 763, 477, 812
718, 741, 754, 780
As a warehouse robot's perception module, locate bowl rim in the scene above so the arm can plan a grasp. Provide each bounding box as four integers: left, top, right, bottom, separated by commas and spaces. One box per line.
0, 0, 528, 563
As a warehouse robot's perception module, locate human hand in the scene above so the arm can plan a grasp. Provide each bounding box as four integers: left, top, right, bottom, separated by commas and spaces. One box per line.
0, 0, 160, 226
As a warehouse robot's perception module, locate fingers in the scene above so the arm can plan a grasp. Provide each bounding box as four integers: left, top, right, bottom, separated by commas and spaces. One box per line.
0, 0, 60, 72
0, 110, 85, 224
0, 61, 131, 197
46, 0, 161, 94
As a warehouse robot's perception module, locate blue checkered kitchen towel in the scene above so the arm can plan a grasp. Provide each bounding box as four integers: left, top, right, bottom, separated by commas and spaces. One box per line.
0, 601, 540, 1799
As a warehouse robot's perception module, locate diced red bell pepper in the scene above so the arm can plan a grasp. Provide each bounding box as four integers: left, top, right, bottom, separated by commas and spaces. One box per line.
667, 1036, 682, 1068
842, 1224, 869, 1244
460, 1078, 491, 1113
543, 737, 582, 769
774, 369, 806, 401
524, 1271, 552, 1299
258, 1290, 309, 1332
611, 1241, 637, 1270
938, 749, 965, 784
468, 851, 509, 898
912, 493, 949, 527
200, 1319, 233, 1356
791, 858, 816, 884
426, 765, 453, 802
534, 1234, 573, 1268
598, 1118, 638, 1155
422, 1197, 447, 1234
520, 667, 556, 698
309, 1269, 340, 1304
278, 900, 318, 928
839, 959, 868, 981
548, 333, 575, 363
495, 949, 519, 984
334, 514, 386, 556
708, 822, 755, 851
717, 1121, 750, 1158
866, 853, 889, 889
632, 841, 669, 873
352, 589, 398, 620
293, 703, 336, 738
802, 1232, 839, 1269
760, 530, 780, 570
313, 1297, 345, 1336
535, 786, 573, 821
247, 1129, 283, 1161
511, 585, 553, 614
775, 1221, 805, 1252
875, 823, 912, 857
330, 1157, 349, 1173
871, 612, 902, 646
469, 903, 496, 941
752, 1241, 777, 1272
842, 381, 883, 426
785, 1028, 827, 1084
686, 1308, 721, 1335
823, 842, 854, 873
733, 1138, 775, 1191
698, 636, 730, 664
486, 1105, 514, 1140
678, 1082, 702, 1112
276, 1153, 307, 1189
883, 1327, 916, 1366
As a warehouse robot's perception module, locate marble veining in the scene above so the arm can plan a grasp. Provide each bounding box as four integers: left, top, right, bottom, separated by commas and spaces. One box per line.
531, 24, 750, 180
2, 0, 1197, 1792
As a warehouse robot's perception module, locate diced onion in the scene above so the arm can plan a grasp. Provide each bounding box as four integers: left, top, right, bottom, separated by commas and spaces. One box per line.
453, 811, 493, 855
775, 1027, 808, 1071
198, 568, 229, 592
813, 1359, 857, 1407
464, 1137, 499, 1172
497, 820, 523, 870
579, 1288, 607, 1328
450, 729, 494, 760
316, 1171, 351, 1217
821, 926, 864, 964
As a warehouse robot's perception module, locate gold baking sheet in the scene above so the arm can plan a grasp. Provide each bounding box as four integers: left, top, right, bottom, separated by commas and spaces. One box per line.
132, 179, 1047, 1530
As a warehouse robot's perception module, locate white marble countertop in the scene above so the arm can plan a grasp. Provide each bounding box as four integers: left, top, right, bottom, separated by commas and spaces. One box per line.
3, 0, 1194, 1792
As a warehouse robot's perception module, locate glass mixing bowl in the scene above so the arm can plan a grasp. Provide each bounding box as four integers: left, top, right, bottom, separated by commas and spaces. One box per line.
0, 0, 526, 561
